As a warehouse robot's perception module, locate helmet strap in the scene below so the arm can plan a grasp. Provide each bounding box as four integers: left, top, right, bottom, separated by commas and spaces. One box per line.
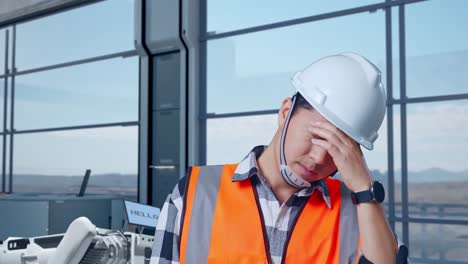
279, 94, 311, 188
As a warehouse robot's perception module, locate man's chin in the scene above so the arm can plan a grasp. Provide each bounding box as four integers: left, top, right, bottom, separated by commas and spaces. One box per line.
300, 173, 328, 183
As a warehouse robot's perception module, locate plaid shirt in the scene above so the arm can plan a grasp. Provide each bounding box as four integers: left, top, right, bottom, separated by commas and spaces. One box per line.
150, 145, 408, 264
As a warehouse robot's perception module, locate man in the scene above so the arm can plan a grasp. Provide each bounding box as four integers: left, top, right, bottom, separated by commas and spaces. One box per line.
151, 53, 409, 263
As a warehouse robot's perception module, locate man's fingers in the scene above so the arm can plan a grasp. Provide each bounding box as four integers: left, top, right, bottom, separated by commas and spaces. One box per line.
310, 121, 353, 147
308, 126, 343, 149
311, 138, 341, 158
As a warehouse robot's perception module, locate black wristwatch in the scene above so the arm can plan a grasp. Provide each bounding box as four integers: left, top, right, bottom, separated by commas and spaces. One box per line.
351, 181, 385, 204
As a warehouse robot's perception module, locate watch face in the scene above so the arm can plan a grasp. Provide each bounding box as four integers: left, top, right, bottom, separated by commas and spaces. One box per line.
373, 181, 385, 203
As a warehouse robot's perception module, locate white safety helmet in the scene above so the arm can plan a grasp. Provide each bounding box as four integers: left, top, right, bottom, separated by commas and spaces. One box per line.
279, 52, 386, 189
292, 52, 386, 150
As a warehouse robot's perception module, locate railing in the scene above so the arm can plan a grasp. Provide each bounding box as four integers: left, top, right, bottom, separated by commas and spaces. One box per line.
384, 202, 468, 263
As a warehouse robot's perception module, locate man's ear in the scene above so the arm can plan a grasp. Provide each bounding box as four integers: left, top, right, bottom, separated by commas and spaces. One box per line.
278, 97, 293, 127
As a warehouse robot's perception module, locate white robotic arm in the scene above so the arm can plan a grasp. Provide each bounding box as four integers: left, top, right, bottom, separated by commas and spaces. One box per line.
0, 217, 153, 264
48, 217, 97, 264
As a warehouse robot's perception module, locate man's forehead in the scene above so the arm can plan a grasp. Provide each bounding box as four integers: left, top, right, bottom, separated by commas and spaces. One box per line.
308, 109, 332, 124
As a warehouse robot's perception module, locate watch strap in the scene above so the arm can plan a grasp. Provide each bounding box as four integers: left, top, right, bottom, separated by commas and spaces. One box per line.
351, 189, 373, 204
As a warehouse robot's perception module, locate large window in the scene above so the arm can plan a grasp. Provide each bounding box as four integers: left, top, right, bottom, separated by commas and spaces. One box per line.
405, 0, 468, 98
15, 57, 138, 130
1, 0, 139, 200
409, 223, 468, 262
402, 1, 468, 262
14, 127, 138, 195
16, 0, 134, 70
204, 0, 468, 263
206, 7, 387, 182
406, 101, 468, 224
207, 114, 277, 165
207, 0, 381, 34
207, 11, 386, 114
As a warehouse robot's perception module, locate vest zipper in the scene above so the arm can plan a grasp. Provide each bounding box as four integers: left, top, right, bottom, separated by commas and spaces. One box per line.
280, 196, 310, 264
251, 177, 273, 264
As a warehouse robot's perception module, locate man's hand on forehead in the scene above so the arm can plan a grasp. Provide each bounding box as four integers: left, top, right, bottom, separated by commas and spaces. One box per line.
308, 121, 361, 149
308, 121, 372, 192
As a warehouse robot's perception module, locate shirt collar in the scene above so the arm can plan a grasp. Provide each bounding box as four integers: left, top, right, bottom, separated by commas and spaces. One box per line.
232, 145, 332, 209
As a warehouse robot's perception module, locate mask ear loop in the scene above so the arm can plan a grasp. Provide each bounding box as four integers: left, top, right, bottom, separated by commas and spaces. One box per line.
279, 94, 311, 188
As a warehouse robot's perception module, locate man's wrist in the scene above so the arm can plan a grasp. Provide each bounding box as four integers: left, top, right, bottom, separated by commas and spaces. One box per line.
349, 177, 373, 193
351, 180, 386, 204
352, 183, 371, 193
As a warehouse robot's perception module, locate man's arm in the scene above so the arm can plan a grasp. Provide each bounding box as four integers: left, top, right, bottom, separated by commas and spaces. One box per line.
356, 202, 399, 263
150, 177, 187, 264
309, 121, 406, 263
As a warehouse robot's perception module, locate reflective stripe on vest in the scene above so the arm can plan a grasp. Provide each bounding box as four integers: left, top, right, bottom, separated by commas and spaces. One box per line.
180, 164, 361, 264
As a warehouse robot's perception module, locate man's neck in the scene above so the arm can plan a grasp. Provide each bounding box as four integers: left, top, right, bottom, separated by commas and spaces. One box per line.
257, 143, 299, 204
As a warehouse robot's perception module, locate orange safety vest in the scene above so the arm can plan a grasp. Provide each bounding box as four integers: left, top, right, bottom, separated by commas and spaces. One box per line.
179, 164, 361, 264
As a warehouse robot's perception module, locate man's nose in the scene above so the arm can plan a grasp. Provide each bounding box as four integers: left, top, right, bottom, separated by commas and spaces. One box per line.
308, 144, 328, 166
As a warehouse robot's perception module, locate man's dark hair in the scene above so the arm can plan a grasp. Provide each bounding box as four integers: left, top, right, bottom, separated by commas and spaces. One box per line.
291, 92, 314, 116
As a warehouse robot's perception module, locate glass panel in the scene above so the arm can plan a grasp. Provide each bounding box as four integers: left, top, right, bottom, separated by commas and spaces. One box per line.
407, 101, 468, 220
207, 114, 277, 165
391, 7, 400, 100
406, 0, 468, 98
410, 223, 468, 263
0, 135, 10, 193
207, 0, 382, 34
0, 27, 12, 75
0, 77, 4, 131
359, 106, 387, 216
0, 28, 5, 75
13, 126, 138, 199
15, 56, 138, 130
0, 135, 3, 192
393, 106, 402, 217
394, 223, 408, 264
16, 0, 135, 70
0, 79, 10, 190
363, 107, 388, 184
207, 10, 386, 114
394, 221, 403, 246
